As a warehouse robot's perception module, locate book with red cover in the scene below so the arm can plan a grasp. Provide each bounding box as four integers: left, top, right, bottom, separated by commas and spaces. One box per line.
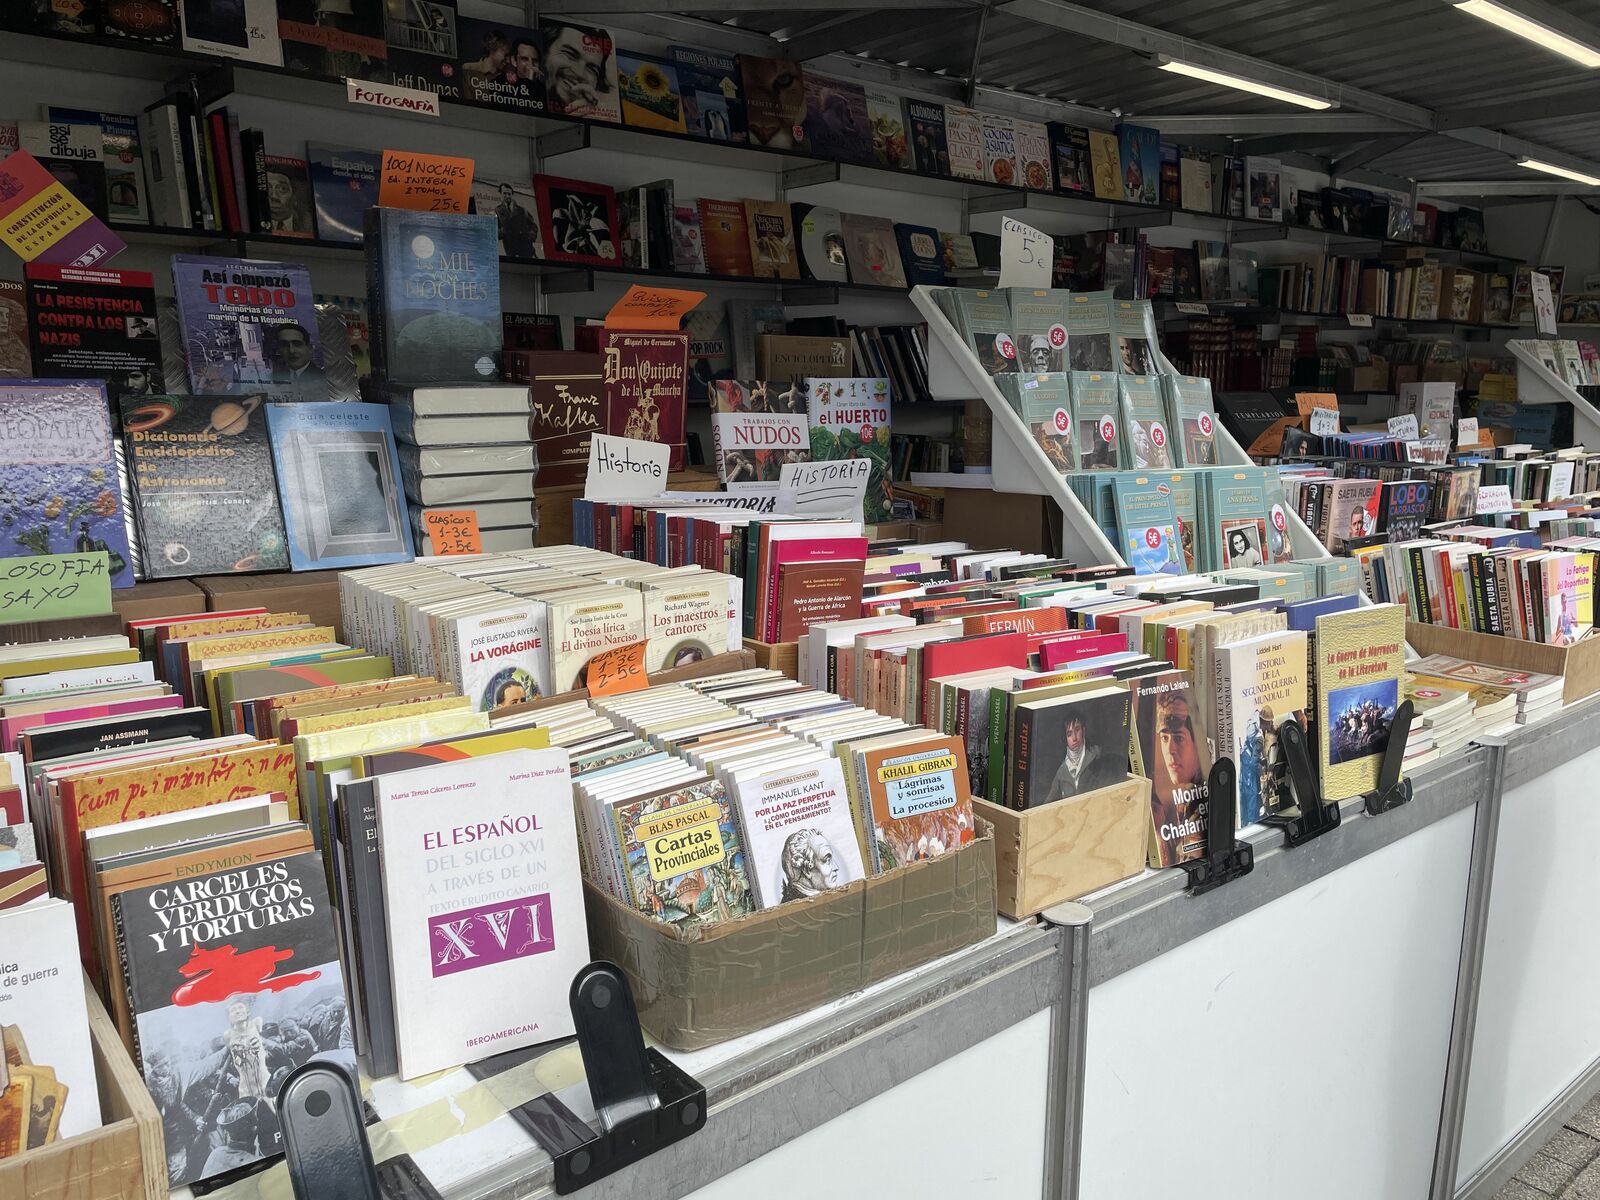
534, 174, 620, 266
506, 350, 605, 487
762, 534, 869, 641
0, 694, 185, 756
698, 198, 754, 276
599, 331, 689, 471
962, 607, 1069, 651
776, 560, 865, 641
919, 631, 1029, 725
1038, 631, 1127, 669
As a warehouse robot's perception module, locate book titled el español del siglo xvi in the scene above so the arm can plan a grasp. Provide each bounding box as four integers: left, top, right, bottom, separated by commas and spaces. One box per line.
376, 748, 587, 1080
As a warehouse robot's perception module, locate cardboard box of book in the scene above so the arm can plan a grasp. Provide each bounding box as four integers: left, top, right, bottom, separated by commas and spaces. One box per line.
585, 821, 997, 1049
1405, 622, 1600, 705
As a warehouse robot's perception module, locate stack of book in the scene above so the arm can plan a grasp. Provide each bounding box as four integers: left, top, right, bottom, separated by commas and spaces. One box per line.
1410, 655, 1566, 726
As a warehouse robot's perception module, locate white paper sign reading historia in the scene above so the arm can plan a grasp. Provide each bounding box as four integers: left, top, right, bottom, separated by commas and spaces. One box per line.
998, 218, 1053, 289
585, 435, 670, 500
776, 458, 871, 517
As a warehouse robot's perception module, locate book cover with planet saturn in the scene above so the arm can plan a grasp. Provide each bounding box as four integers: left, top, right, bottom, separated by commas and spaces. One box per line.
366, 208, 503, 385
120, 393, 289, 578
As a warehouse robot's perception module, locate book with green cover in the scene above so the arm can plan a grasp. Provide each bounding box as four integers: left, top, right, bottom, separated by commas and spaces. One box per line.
1118, 374, 1173, 470
1151, 470, 1199, 573
1067, 371, 1123, 470
1007, 288, 1072, 373
1111, 299, 1159, 374
1065, 290, 1115, 372
1202, 467, 1275, 573
999, 373, 1074, 474
1162, 374, 1220, 467
948, 289, 1017, 375
1112, 473, 1185, 576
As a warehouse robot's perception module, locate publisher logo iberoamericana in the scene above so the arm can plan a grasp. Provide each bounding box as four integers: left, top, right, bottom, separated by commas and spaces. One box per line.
428, 892, 554, 978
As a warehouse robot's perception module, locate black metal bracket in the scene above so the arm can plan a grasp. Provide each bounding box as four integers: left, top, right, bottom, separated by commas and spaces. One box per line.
1263, 719, 1342, 847
513, 962, 707, 1194
1181, 758, 1254, 896
278, 1061, 442, 1200
1362, 699, 1415, 817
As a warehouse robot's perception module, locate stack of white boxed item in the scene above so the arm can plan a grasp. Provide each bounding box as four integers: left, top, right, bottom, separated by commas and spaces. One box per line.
368, 381, 539, 552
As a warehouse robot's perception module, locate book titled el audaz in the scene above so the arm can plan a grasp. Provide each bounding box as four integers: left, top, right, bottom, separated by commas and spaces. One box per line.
377, 749, 587, 1080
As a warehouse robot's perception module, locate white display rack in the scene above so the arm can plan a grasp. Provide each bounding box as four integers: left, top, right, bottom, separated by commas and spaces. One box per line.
1506, 338, 1600, 448
911, 285, 1331, 566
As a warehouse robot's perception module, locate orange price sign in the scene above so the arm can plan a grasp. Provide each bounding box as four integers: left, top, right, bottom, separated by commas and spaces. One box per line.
377, 150, 474, 213
585, 642, 649, 697
604, 285, 706, 330
421, 510, 482, 556
1294, 392, 1338, 415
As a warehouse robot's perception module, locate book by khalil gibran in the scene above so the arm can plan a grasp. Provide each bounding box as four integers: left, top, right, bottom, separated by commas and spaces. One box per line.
120, 393, 290, 578
23, 263, 163, 404
539, 20, 621, 122
110, 845, 350, 1187
859, 735, 974, 870
729, 758, 866, 908
599, 330, 688, 470
365, 209, 502, 384
0, 380, 134, 587
276, 0, 386, 77
1131, 671, 1209, 867
376, 749, 587, 1080
805, 377, 893, 523
264, 402, 413, 571
0, 900, 101, 1154
457, 17, 545, 113
1315, 604, 1405, 801
172, 256, 326, 402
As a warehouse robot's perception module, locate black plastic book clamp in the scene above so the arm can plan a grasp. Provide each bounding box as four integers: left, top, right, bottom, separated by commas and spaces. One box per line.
1181, 758, 1254, 896
1263, 720, 1341, 847
512, 961, 708, 1194
1362, 699, 1415, 817
279, 1061, 443, 1200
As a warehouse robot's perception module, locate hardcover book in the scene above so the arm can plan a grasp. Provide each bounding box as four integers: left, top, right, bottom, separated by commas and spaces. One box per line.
806, 376, 893, 522
458, 17, 545, 113
534, 175, 618, 265
698, 198, 753, 276
743, 200, 799, 280
113, 847, 348, 1186
1013, 119, 1052, 191
731, 757, 865, 908
380, 0, 460, 98
366, 208, 502, 384
712, 411, 810, 486
840, 213, 907, 288
1131, 671, 1209, 866
277, 0, 385, 76
179, 0, 281, 64
509, 350, 604, 487
306, 145, 379, 246
265, 402, 413, 570
473, 177, 543, 259
1089, 129, 1122, 200
793, 203, 849, 283
0, 380, 133, 586
1378, 480, 1433, 542
740, 55, 807, 149
803, 74, 873, 165
1050, 123, 1093, 194
865, 89, 914, 170
1117, 124, 1159, 205
617, 51, 685, 132
539, 20, 620, 121
893, 224, 945, 287
24, 263, 163, 404
378, 749, 586, 1078
672, 46, 747, 142
979, 112, 1017, 187
599, 330, 689, 470
172, 255, 326, 401
945, 105, 986, 181
860, 735, 974, 868
122, 393, 289, 577
905, 100, 949, 177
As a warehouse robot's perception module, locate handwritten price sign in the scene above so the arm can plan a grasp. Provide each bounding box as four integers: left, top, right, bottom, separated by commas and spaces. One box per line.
421, 510, 482, 556
0, 552, 113, 625
586, 641, 649, 697
378, 150, 474, 213
998, 217, 1053, 289
604, 285, 706, 330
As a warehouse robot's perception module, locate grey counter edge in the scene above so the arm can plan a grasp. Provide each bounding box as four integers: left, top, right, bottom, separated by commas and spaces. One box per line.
449, 921, 1063, 1200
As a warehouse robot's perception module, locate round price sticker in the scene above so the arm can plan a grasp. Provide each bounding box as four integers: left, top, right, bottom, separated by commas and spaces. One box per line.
1271, 504, 1287, 533
1145, 528, 1162, 549
1198, 412, 1213, 436
1151, 422, 1167, 449
1099, 416, 1116, 444
1053, 408, 1070, 433
1415, 688, 1442, 699
996, 334, 1016, 360
1048, 323, 1068, 349
860, 424, 875, 441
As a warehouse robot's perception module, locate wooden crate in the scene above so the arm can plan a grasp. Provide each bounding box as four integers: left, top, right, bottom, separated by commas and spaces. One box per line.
741, 638, 799, 680
0, 977, 164, 1200
1406, 622, 1600, 706
975, 775, 1150, 919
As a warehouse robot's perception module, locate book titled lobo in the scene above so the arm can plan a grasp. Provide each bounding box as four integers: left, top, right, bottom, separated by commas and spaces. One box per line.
112, 846, 350, 1188
376, 748, 586, 1080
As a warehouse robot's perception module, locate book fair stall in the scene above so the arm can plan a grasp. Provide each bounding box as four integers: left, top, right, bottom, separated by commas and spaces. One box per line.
2, 4, 1600, 1200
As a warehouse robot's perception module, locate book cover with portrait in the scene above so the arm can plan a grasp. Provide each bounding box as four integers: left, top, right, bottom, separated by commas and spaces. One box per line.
1131, 670, 1210, 867
1009, 685, 1131, 811
730, 757, 866, 908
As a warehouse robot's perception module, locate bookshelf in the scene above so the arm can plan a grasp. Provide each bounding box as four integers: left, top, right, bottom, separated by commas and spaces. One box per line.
1507, 339, 1600, 449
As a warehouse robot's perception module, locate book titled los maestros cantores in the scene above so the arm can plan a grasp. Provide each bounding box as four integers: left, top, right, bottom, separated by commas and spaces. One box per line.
172, 256, 326, 402
112, 847, 351, 1188
366, 209, 502, 385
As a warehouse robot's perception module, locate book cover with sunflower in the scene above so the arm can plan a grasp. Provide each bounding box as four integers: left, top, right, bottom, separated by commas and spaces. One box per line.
617, 51, 686, 133
0, 380, 133, 586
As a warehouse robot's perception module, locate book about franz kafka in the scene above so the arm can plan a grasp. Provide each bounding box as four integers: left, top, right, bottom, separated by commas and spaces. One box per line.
112, 845, 351, 1188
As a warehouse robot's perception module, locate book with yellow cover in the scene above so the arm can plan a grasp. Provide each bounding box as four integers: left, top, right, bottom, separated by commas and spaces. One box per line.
211, 651, 383, 734
858, 734, 974, 871
1314, 604, 1406, 801
0, 648, 140, 683
280, 692, 467, 740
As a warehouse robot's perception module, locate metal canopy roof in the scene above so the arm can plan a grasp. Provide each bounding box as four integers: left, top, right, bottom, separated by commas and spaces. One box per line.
556, 0, 1600, 198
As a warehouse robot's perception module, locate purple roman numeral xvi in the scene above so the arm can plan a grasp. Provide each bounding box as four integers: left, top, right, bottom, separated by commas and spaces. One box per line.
428, 892, 555, 978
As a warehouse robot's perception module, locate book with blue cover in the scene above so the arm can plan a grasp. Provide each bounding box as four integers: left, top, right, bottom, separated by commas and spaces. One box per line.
171, 255, 326, 401
0, 380, 133, 587
1202, 467, 1275, 572
671, 46, 747, 142
1116, 123, 1160, 206
1113, 473, 1184, 576
265, 402, 413, 570
893, 224, 945, 287
306, 145, 379, 245
365, 208, 502, 385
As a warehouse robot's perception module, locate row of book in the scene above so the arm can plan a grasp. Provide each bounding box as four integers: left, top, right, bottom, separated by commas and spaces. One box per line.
1001, 370, 1221, 474
1520, 338, 1600, 389
934, 287, 1163, 377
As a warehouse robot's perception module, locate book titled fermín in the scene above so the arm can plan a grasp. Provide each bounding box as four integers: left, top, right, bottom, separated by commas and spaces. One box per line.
376, 749, 587, 1080
112, 845, 351, 1188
